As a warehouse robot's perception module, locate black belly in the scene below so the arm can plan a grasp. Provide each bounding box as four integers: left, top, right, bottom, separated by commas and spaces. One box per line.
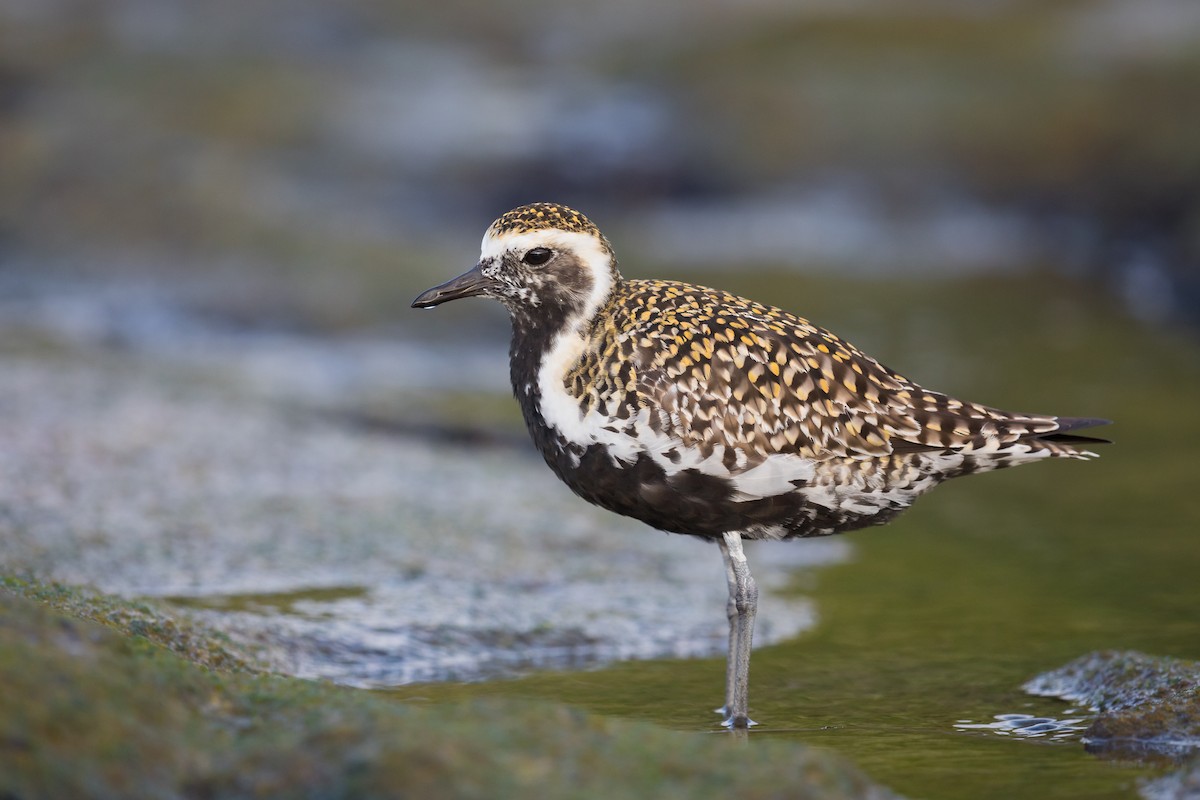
537, 441, 901, 540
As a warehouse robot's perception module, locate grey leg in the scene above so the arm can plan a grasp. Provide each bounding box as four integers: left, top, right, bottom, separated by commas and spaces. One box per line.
716, 537, 739, 718
720, 530, 758, 729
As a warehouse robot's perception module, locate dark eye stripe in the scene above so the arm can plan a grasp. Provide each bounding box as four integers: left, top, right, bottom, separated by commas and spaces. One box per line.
523, 247, 553, 266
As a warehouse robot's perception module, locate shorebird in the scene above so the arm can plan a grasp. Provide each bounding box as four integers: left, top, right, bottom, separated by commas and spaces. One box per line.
412, 202, 1108, 729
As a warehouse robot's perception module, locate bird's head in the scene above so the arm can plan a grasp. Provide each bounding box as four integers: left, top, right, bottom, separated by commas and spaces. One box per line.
412, 203, 621, 331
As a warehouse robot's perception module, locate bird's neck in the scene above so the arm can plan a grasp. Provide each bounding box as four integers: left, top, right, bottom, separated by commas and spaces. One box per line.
508, 277, 621, 444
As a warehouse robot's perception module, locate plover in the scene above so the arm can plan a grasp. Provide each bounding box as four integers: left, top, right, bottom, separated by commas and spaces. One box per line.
412, 202, 1108, 729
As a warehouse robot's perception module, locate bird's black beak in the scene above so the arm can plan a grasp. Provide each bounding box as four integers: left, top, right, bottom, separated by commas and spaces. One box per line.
411, 264, 492, 309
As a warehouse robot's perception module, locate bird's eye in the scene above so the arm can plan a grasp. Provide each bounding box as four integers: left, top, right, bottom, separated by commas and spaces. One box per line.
522, 247, 553, 266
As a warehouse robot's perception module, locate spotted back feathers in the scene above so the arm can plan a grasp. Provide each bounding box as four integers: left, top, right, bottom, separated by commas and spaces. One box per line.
567, 279, 1087, 465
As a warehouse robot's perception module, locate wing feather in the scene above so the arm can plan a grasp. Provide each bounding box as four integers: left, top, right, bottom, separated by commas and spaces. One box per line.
602, 279, 1105, 465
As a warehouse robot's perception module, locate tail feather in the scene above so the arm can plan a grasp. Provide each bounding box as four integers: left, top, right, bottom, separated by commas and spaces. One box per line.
1040, 417, 1112, 447
1039, 432, 1112, 445
1052, 417, 1113, 434
1025, 417, 1112, 459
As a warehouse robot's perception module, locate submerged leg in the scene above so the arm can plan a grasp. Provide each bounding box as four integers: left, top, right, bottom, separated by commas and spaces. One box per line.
719, 530, 758, 729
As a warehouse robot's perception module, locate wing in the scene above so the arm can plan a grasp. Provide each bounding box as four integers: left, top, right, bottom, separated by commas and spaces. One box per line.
619, 280, 1101, 464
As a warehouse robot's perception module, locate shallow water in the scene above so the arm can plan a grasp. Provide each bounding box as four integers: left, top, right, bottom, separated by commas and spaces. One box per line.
385, 509, 1190, 799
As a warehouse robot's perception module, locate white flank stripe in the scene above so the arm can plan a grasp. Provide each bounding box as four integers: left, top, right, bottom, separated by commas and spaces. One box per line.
729, 454, 816, 500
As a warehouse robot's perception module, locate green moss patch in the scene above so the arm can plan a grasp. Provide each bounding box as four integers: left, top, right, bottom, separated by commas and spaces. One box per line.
0, 584, 897, 800
1, 576, 257, 674
1027, 651, 1200, 760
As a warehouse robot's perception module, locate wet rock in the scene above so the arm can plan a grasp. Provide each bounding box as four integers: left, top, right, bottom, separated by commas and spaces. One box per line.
1025, 650, 1200, 760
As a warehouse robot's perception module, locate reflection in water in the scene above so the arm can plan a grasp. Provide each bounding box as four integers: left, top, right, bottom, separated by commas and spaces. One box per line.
954, 712, 1089, 741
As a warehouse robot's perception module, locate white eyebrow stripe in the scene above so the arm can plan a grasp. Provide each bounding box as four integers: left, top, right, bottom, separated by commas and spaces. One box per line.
480, 229, 615, 330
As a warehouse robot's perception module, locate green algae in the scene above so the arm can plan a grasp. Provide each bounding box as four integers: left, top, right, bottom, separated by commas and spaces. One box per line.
162, 585, 369, 615
0, 585, 896, 800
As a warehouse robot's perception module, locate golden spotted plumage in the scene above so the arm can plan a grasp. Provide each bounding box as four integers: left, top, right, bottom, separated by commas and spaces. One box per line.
488, 203, 613, 253
566, 278, 1082, 466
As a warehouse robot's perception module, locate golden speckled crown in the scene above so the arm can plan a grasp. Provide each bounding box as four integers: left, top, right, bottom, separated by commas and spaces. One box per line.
487, 203, 613, 255
489, 203, 597, 236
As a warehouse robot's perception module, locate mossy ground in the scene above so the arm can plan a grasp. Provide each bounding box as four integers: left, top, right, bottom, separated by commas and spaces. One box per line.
1, 576, 257, 673
0, 582, 895, 800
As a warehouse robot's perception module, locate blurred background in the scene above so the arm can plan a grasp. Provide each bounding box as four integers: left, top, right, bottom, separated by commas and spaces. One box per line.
2, 0, 1197, 334
4, 4, 1200, 794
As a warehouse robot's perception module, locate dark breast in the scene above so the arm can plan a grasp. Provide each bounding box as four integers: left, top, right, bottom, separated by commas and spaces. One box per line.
509, 334, 780, 538
533, 433, 924, 540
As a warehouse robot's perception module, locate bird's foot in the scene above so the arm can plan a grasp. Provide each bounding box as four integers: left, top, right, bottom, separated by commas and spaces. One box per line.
720, 714, 758, 729
716, 704, 757, 727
